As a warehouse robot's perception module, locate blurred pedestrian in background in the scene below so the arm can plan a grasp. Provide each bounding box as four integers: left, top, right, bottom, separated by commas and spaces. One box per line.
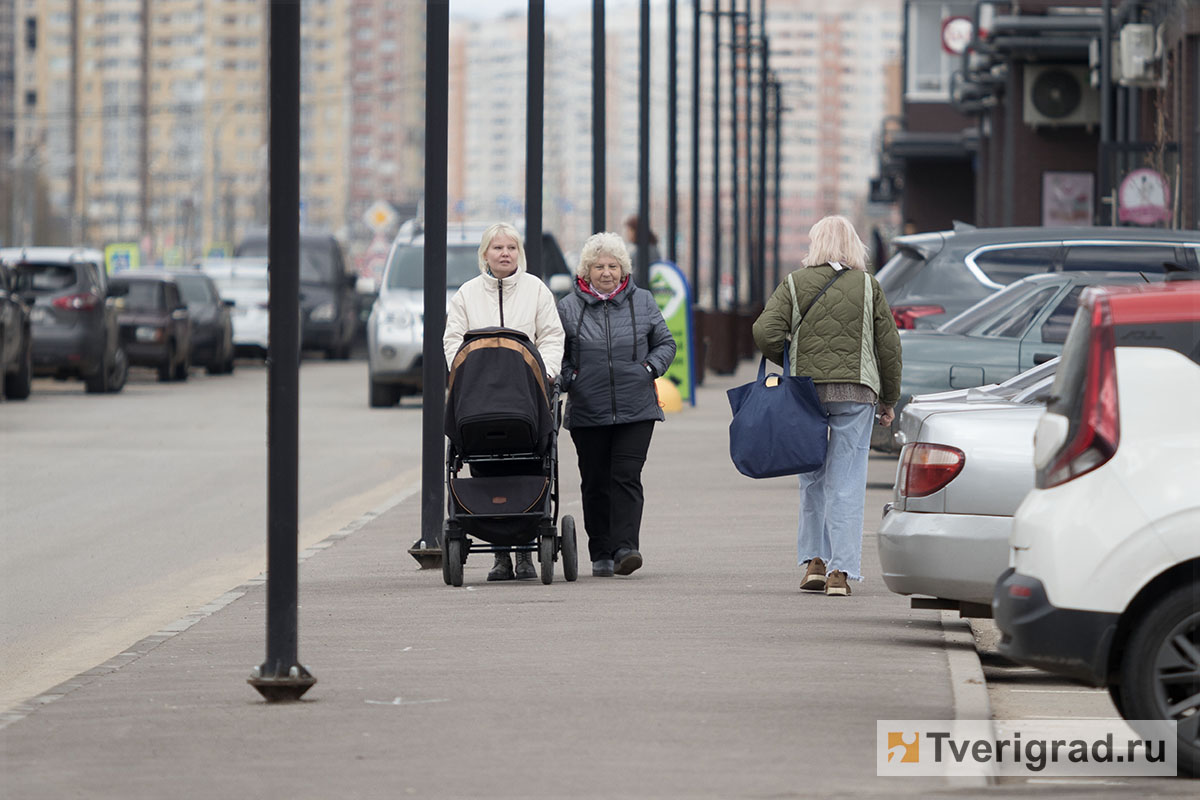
443, 222, 565, 581
558, 232, 676, 577
751, 215, 902, 597
623, 214, 662, 270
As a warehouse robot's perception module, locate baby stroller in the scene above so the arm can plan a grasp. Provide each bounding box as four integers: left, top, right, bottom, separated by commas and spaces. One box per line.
442, 327, 578, 586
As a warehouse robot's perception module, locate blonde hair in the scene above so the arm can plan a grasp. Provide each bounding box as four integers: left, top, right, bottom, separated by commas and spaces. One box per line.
477, 222, 526, 275
576, 231, 632, 280
802, 215, 869, 271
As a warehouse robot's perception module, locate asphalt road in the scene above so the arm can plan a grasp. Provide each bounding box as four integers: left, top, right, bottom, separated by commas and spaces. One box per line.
0, 356, 422, 712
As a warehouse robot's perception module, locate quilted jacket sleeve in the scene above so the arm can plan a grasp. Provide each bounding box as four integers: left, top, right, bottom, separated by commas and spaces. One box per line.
642, 290, 676, 378
752, 278, 795, 368
870, 277, 902, 406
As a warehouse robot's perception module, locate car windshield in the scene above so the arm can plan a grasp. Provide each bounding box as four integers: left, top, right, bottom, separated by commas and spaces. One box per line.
938, 279, 1055, 336
13, 263, 78, 293
385, 244, 480, 291
172, 274, 216, 305
238, 240, 330, 284
119, 281, 164, 311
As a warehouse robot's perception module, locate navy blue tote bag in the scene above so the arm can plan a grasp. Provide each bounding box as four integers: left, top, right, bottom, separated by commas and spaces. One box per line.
727, 351, 827, 478
726, 267, 847, 478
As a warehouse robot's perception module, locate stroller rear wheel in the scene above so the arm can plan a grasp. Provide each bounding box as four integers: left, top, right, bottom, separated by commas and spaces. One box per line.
443, 538, 464, 587
539, 534, 555, 585
561, 515, 579, 582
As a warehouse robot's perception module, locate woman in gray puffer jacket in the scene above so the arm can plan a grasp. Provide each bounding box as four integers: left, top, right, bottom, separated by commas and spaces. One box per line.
558, 232, 676, 578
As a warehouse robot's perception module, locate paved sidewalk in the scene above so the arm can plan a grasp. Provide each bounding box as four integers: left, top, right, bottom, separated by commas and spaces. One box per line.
2, 360, 987, 799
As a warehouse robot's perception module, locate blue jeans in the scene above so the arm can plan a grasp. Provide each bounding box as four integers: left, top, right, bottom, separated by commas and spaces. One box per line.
796, 401, 875, 581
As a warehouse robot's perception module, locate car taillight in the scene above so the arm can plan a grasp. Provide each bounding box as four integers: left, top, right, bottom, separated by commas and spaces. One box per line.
51, 293, 99, 311
1037, 300, 1120, 489
892, 304, 944, 329
897, 443, 966, 498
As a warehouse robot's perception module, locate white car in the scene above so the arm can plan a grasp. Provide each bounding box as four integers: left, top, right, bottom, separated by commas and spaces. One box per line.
878, 362, 1056, 613
994, 279, 1200, 777
366, 229, 482, 407
197, 258, 270, 358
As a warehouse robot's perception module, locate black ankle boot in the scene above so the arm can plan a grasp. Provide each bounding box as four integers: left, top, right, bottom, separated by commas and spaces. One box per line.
514, 550, 538, 580
487, 553, 515, 581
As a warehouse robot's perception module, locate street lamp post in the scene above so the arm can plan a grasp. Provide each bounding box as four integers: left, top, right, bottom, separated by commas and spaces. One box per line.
755, 0, 768, 304
592, 0, 606, 234
248, 0, 314, 703
690, 0, 701, 302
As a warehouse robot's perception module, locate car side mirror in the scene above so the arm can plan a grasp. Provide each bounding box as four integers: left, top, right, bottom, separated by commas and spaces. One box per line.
223, 298, 235, 307
548, 274, 572, 296
346, 273, 358, 289
171, 305, 189, 320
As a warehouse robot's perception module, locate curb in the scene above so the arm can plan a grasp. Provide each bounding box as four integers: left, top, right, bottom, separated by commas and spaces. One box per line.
941, 610, 998, 787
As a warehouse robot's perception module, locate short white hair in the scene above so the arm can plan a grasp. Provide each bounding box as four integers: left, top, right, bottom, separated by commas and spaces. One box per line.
575, 231, 632, 279
802, 215, 869, 271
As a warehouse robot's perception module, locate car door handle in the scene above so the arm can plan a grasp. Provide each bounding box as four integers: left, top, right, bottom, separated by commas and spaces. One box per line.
1033, 353, 1056, 365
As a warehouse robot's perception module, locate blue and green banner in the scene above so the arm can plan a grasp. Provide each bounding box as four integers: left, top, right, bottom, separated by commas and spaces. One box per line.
649, 260, 696, 405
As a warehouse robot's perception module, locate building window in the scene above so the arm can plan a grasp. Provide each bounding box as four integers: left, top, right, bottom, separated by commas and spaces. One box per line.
25, 17, 37, 50
906, 0, 975, 101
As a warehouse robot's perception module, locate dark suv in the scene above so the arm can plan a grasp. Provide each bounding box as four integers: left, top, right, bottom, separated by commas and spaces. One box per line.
877, 226, 1200, 329
0, 247, 128, 394
234, 231, 357, 359
110, 272, 193, 382
0, 262, 33, 399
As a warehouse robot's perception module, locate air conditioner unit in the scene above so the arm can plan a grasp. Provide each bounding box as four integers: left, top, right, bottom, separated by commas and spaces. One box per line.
1023, 64, 1099, 127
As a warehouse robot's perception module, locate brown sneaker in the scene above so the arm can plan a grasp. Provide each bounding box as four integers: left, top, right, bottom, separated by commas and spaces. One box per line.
825, 570, 851, 597
800, 557, 827, 591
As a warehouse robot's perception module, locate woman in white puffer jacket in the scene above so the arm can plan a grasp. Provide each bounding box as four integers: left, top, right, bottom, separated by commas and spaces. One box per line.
442, 221, 566, 581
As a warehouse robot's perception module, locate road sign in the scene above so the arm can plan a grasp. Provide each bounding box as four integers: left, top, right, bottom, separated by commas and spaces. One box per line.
364, 200, 398, 233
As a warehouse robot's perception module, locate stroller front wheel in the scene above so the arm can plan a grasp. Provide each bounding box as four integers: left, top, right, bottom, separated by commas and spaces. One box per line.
444, 538, 464, 587
539, 534, 555, 585
560, 515, 579, 582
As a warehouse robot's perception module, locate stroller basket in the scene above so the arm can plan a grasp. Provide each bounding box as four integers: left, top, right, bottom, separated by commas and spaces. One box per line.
450, 474, 549, 516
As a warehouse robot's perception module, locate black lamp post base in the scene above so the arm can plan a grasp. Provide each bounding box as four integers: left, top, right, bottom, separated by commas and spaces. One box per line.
408, 539, 443, 570
248, 664, 317, 702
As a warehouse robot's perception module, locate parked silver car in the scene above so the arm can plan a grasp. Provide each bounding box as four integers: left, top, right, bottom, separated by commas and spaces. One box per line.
876, 361, 1057, 615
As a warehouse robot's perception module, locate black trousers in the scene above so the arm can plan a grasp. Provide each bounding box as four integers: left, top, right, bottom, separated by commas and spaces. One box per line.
570, 420, 655, 562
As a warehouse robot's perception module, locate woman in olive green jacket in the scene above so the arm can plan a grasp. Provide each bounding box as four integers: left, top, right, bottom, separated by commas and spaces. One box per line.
752, 215, 902, 597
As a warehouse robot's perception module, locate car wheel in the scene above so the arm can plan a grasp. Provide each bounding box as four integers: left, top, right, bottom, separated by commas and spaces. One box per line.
369, 376, 402, 408
84, 350, 111, 394
223, 330, 236, 374
107, 346, 128, 393
174, 350, 190, 381
1118, 582, 1200, 777
3, 336, 33, 400
158, 343, 175, 382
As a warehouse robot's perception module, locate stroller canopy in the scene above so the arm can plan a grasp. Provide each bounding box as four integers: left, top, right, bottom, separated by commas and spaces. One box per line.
445, 327, 553, 456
